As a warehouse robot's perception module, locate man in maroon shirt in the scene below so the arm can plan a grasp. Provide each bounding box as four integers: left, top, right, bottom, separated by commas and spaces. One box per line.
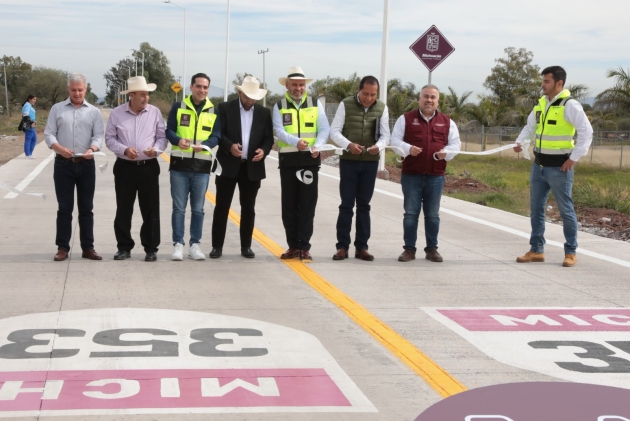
390, 85, 461, 263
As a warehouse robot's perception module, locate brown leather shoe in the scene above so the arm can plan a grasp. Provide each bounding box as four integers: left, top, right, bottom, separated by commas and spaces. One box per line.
281, 247, 300, 259
355, 249, 374, 261
54, 249, 68, 261
82, 249, 102, 260
332, 249, 348, 260
300, 249, 313, 263
425, 249, 443, 262
398, 249, 416, 262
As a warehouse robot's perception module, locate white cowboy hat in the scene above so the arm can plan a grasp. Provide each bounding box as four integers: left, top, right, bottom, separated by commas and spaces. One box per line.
233, 76, 267, 101
279, 66, 313, 86
121, 76, 157, 94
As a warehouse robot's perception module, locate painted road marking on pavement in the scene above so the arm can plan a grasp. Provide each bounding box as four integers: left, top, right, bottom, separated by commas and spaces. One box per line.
3, 152, 55, 199
425, 308, 630, 390
0, 309, 375, 417
306, 159, 630, 270
161, 152, 466, 398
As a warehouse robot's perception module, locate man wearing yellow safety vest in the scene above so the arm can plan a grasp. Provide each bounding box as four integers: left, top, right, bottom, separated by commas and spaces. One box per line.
272, 67, 330, 262
166, 73, 221, 261
513, 66, 593, 267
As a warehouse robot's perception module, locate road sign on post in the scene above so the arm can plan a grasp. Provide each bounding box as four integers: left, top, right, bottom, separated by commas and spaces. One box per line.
409, 25, 455, 83
171, 82, 183, 93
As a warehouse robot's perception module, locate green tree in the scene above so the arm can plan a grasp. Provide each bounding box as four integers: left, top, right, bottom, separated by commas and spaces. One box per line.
595, 66, 630, 114
483, 47, 541, 107
386, 78, 418, 120
0, 55, 33, 102
27, 67, 69, 109
441, 86, 473, 123
104, 42, 175, 105
565, 83, 589, 103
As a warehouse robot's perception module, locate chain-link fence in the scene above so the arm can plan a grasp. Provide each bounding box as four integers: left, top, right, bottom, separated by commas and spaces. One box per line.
325, 102, 630, 169
459, 127, 630, 169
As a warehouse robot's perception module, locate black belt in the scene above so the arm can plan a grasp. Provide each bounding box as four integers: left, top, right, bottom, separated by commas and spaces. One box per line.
117, 158, 154, 166
240, 159, 247, 164
56, 155, 85, 163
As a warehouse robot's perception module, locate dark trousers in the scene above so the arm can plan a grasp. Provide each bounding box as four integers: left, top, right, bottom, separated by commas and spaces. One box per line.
113, 158, 161, 253
53, 157, 96, 252
335, 159, 378, 251
280, 165, 319, 250
212, 163, 261, 249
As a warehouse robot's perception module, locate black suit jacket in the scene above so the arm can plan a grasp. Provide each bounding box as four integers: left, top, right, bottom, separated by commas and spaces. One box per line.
213, 99, 274, 181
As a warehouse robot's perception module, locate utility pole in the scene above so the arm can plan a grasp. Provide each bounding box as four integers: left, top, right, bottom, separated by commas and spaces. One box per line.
2, 60, 9, 117
223, 0, 231, 102
258, 48, 269, 106
377, 0, 390, 178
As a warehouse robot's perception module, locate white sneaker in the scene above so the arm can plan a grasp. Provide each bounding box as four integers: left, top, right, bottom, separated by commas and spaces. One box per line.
27, 155, 34, 159
171, 243, 184, 261
188, 243, 206, 260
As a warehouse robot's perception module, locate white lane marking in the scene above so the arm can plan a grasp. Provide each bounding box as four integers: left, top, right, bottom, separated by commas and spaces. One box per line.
274, 153, 630, 269
3, 152, 55, 199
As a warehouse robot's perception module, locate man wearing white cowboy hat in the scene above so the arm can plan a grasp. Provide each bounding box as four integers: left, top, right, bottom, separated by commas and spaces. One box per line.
165, 73, 221, 262
272, 66, 330, 262
105, 75, 168, 262
210, 75, 273, 259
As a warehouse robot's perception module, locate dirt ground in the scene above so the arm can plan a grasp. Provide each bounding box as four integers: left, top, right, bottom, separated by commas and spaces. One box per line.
0, 130, 45, 165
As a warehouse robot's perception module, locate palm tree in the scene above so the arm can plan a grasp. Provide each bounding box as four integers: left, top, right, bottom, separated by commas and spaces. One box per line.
595, 66, 630, 113
565, 83, 589, 103
441, 86, 473, 123
386, 78, 418, 120
588, 110, 618, 130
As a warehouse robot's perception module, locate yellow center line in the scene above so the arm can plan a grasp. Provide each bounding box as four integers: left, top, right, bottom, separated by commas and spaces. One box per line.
161, 153, 466, 397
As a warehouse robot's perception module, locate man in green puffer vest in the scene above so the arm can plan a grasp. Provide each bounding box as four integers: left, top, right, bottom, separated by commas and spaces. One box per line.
513, 66, 593, 268
329, 76, 391, 261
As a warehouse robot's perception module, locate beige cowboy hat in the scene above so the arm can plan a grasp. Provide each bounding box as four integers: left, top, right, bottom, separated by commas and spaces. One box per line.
233, 76, 267, 101
121, 76, 157, 94
278, 66, 313, 86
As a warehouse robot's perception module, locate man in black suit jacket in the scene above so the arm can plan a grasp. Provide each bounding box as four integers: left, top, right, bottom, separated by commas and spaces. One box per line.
210, 76, 274, 258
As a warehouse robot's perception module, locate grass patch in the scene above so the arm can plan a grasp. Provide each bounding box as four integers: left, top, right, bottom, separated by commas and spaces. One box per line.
446, 155, 630, 216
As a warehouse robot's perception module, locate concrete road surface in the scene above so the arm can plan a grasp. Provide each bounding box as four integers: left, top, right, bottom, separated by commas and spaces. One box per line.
0, 110, 629, 420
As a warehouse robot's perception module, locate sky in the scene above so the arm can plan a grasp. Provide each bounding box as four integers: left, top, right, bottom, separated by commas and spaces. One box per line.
1, 0, 628, 102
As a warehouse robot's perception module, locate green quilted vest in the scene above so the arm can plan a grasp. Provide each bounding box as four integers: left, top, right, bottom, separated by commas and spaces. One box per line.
340, 95, 385, 161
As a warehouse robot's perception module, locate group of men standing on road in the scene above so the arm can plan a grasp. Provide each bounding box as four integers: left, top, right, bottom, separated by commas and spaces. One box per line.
42, 64, 592, 268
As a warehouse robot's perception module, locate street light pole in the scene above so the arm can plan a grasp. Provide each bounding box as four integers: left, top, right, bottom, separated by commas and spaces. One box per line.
2, 61, 8, 116
258, 48, 268, 106
164, 0, 186, 97
377, 0, 390, 175
223, 0, 231, 102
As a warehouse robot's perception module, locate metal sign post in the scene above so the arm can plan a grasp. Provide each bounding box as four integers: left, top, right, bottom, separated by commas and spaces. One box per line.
409, 25, 455, 84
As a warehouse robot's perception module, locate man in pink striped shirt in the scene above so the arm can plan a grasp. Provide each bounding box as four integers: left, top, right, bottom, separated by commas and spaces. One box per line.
105, 76, 168, 262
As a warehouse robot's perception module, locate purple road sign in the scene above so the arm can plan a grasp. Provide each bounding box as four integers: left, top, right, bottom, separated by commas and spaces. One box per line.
409, 25, 455, 72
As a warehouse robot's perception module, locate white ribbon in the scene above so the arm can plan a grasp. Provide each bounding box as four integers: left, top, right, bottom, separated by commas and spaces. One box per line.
295, 169, 314, 185
432, 140, 531, 161
0, 182, 46, 200
308, 144, 347, 155
385, 146, 408, 163
72, 151, 109, 173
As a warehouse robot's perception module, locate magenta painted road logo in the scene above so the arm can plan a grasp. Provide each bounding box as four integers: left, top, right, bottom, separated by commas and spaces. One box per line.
415, 382, 630, 421
0, 309, 375, 417
424, 308, 630, 390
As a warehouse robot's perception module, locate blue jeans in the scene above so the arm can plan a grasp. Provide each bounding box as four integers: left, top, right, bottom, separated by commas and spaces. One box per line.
170, 170, 209, 246
24, 127, 37, 156
401, 173, 444, 252
336, 159, 378, 250
529, 164, 578, 254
